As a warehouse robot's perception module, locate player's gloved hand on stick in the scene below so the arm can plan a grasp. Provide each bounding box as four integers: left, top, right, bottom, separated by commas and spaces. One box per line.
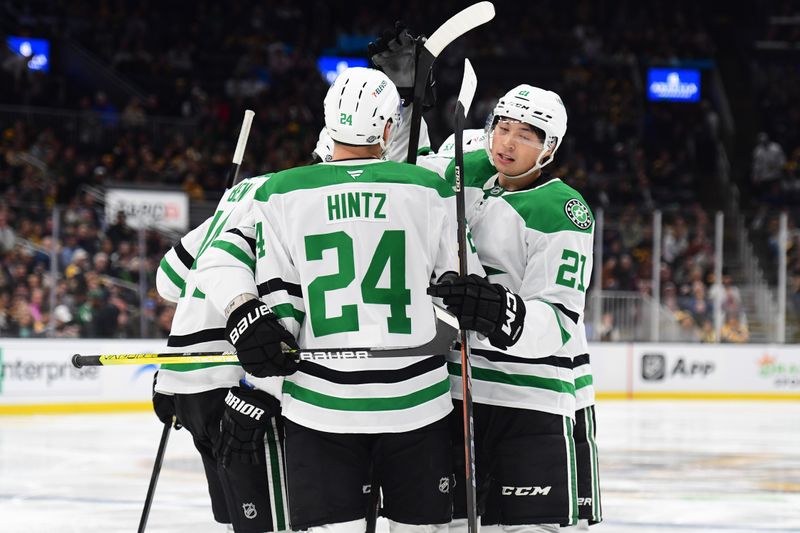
215, 386, 280, 467
225, 299, 300, 378
151, 371, 181, 429
428, 272, 526, 350
368, 21, 435, 108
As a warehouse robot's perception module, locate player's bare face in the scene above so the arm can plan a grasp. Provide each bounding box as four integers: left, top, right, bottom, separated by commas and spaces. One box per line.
491, 119, 544, 177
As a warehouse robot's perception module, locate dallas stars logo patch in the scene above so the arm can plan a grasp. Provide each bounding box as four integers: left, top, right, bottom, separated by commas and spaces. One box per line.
564, 199, 592, 229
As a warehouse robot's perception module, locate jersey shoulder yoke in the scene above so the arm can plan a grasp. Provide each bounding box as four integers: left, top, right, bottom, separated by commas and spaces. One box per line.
444, 150, 496, 189
503, 179, 594, 234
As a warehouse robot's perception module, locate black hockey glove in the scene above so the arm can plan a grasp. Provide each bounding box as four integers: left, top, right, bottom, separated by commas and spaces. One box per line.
368, 21, 436, 108
427, 273, 526, 350
151, 372, 181, 429
225, 299, 300, 378
215, 386, 280, 467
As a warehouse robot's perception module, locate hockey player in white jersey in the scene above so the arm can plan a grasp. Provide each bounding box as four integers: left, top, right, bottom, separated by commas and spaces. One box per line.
426, 85, 598, 532
153, 173, 291, 533
368, 24, 602, 530
433, 127, 601, 531
194, 67, 469, 533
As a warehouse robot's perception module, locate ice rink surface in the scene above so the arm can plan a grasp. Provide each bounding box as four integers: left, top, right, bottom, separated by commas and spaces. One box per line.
1, 400, 799, 533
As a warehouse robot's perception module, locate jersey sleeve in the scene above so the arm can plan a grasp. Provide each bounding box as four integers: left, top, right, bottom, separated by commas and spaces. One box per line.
383, 107, 431, 163
253, 203, 305, 338
503, 222, 594, 359
193, 214, 259, 317
430, 194, 460, 280
155, 216, 213, 302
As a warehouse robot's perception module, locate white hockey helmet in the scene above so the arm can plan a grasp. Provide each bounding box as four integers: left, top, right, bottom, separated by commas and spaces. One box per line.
323, 67, 401, 153
485, 84, 568, 179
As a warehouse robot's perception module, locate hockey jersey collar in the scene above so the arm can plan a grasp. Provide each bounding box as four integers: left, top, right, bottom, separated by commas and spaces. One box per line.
322, 158, 384, 166
481, 172, 561, 197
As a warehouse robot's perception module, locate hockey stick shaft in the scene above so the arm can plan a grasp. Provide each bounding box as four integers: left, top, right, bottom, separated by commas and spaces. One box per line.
227, 109, 255, 187
71, 338, 449, 367
406, 55, 432, 165
72, 310, 458, 367
138, 420, 172, 533
365, 467, 380, 533
406, 1, 495, 164
454, 58, 479, 533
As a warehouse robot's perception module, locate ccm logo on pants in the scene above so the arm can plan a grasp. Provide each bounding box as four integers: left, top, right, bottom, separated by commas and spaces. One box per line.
501, 486, 552, 496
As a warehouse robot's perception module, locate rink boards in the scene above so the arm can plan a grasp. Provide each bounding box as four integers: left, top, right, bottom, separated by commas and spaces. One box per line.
0, 339, 799, 414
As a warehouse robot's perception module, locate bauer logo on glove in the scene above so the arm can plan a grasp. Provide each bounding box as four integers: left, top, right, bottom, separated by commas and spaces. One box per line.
227, 302, 272, 345
225, 299, 300, 377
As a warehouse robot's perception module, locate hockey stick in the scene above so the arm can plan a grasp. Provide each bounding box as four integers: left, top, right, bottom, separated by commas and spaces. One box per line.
137, 419, 172, 533
365, 467, 380, 533
453, 58, 479, 533
72, 308, 459, 367
227, 109, 255, 188
406, 1, 495, 164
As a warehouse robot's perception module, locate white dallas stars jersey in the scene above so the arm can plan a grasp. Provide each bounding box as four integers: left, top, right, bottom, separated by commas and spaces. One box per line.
439, 150, 595, 418
154, 175, 283, 397
196, 159, 466, 434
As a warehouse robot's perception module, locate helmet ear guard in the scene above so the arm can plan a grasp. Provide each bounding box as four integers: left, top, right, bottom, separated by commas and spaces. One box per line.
484, 85, 568, 180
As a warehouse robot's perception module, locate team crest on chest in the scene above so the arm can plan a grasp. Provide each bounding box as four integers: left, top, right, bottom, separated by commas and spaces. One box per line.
564, 198, 591, 229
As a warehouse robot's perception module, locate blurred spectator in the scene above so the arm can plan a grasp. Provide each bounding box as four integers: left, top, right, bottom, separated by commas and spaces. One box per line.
675, 311, 701, 342
121, 97, 147, 129
699, 319, 716, 343
752, 132, 786, 197
106, 212, 135, 247
53, 304, 80, 338
598, 312, 620, 342
721, 314, 749, 343
0, 207, 16, 253
80, 288, 121, 337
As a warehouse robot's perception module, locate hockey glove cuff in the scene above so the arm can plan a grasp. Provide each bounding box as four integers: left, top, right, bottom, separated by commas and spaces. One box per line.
215, 386, 280, 467
226, 299, 300, 378
427, 274, 526, 350
152, 371, 181, 429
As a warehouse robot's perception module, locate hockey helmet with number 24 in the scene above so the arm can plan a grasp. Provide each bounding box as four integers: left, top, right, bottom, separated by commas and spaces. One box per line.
485, 84, 568, 179
324, 67, 402, 153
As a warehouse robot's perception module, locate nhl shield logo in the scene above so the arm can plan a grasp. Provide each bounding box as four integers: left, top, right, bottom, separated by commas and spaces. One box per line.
642, 354, 666, 381
439, 476, 451, 494
242, 502, 258, 519
564, 199, 592, 230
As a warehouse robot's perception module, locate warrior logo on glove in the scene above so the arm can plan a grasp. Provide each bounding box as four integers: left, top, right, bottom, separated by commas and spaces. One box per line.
224, 389, 267, 421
